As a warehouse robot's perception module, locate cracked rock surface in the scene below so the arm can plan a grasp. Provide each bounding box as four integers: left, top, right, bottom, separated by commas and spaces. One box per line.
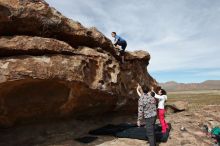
0, 0, 157, 127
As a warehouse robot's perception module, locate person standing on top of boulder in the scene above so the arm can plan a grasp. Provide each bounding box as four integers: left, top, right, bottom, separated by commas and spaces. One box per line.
137, 83, 157, 146
111, 32, 127, 64
154, 88, 169, 134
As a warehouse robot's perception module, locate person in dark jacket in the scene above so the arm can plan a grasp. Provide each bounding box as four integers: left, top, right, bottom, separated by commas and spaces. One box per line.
137, 84, 157, 146
111, 32, 127, 63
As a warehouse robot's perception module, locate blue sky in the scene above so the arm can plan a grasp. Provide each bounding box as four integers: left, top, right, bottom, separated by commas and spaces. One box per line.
45, 0, 220, 83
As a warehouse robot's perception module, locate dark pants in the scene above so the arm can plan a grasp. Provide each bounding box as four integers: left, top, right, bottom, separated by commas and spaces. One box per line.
146, 116, 157, 146
117, 41, 127, 56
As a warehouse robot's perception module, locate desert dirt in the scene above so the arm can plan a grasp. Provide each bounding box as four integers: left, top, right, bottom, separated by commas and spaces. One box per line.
0, 90, 219, 146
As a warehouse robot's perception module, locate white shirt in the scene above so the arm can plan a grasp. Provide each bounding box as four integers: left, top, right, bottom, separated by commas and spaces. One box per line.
154, 94, 167, 109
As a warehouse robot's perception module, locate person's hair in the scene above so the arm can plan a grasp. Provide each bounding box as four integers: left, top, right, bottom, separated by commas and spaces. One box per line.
112, 32, 116, 35
151, 92, 155, 97
142, 86, 150, 94
160, 89, 167, 95
155, 86, 161, 94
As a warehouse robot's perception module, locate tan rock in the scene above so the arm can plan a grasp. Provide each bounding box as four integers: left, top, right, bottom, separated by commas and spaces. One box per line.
0, 36, 74, 54
125, 50, 150, 62
0, 1, 158, 127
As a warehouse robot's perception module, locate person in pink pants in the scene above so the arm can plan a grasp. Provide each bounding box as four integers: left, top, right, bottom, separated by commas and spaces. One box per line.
154, 89, 169, 134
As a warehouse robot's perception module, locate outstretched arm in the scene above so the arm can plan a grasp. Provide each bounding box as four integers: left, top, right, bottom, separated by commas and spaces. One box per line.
114, 38, 118, 46
113, 35, 119, 46
154, 93, 164, 99
136, 84, 143, 97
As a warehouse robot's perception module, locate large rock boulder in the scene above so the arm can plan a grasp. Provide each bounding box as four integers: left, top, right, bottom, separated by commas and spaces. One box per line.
0, 0, 157, 127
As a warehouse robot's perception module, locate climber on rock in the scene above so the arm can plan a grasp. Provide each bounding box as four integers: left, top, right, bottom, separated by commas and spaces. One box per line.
111, 32, 127, 64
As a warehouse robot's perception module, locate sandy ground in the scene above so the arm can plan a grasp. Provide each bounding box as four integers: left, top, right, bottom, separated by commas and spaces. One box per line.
0, 105, 219, 146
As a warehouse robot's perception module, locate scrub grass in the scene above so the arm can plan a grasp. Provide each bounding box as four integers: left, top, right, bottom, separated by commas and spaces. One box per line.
166, 90, 220, 110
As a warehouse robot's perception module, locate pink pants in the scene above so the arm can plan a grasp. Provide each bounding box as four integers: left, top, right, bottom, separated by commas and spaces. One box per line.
158, 109, 169, 133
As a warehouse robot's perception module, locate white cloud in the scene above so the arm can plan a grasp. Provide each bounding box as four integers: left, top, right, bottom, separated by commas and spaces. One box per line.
194, 70, 220, 77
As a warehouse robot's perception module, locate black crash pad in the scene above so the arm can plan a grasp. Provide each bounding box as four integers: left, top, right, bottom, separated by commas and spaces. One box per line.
89, 123, 137, 136
89, 123, 171, 142
75, 136, 98, 143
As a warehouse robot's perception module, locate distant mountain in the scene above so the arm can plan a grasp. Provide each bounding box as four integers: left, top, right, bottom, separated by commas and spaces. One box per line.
159, 80, 220, 91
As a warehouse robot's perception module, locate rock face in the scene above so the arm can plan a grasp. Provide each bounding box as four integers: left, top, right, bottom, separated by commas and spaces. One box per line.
0, 0, 157, 127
